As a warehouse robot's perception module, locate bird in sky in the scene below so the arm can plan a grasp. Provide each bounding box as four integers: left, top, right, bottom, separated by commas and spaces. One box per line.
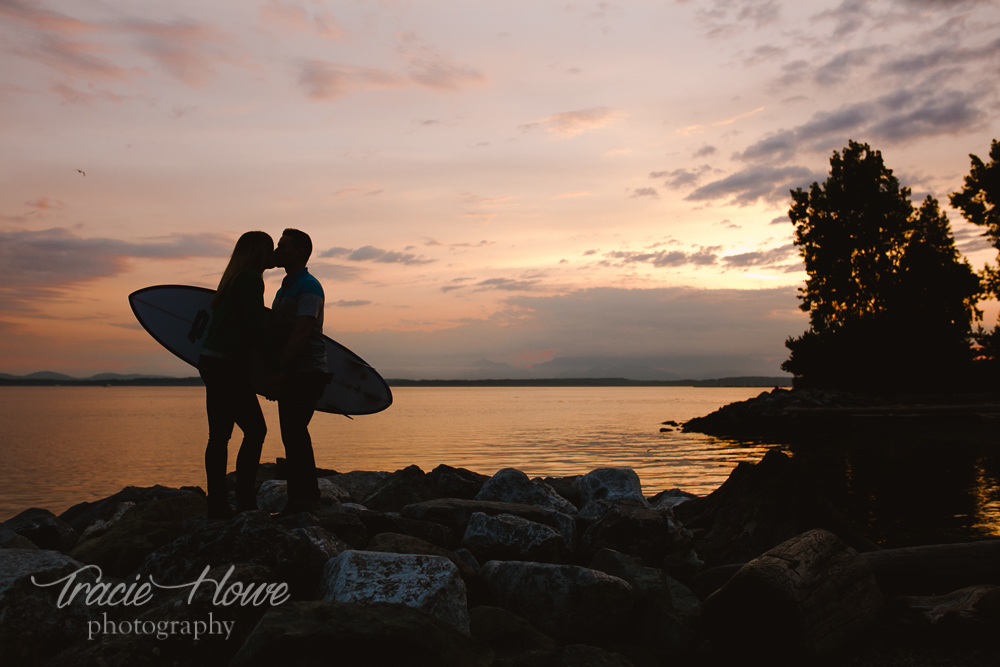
76, 169, 85, 176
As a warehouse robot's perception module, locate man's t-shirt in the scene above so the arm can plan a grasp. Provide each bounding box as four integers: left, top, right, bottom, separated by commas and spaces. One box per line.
272, 267, 327, 374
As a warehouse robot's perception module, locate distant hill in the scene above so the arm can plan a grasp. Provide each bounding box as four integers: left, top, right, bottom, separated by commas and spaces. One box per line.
0, 373, 202, 387
0, 372, 792, 388
385, 376, 792, 388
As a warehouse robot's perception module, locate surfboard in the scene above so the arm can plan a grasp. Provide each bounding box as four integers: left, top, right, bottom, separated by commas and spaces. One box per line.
128, 285, 392, 416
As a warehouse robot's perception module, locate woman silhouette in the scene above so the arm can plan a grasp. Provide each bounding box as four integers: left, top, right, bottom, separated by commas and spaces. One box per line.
198, 231, 278, 518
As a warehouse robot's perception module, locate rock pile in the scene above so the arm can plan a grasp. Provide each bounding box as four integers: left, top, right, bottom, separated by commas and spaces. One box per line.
1, 457, 998, 666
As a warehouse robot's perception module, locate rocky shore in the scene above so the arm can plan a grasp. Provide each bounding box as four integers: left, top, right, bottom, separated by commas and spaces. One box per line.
2, 453, 999, 666
683, 387, 1000, 441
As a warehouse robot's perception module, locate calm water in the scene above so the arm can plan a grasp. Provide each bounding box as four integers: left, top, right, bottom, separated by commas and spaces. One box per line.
0, 386, 764, 518
1, 386, 998, 545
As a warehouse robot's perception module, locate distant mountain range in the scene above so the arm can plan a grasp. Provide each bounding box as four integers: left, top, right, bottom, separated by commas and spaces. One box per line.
0, 372, 792, 388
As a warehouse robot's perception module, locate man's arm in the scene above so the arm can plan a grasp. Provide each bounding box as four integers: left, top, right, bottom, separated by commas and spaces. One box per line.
279, 315, 316, 369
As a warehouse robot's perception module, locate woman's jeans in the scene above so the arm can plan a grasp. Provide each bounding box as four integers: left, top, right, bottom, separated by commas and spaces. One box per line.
198, 355, 265, 512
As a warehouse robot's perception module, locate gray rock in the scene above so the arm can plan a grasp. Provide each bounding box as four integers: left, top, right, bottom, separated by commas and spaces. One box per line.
291, 525, 349, 560
362, 465, 437, 513
347, 506, 457, 549
461, 512, 571, 564
469, 605, 557, 659
475, 468, 577, 515
1, 508, 79, 553
256, 479, 345, 513
137, 510, 325, 598
579, 503, 692, 566
589, 548, 697, 657
480, 561, 633, 642
364, 532, 474, 579
577, 468, 648, 508
320, 550, 470, 633
323, 470, 390, 503
57, 485, 200, 536
403, 499, 576, 546
68, 493, 207, 578
428, 464, 490, 500
648, 488, 696, 510
229, 601, 493, 667
0, 550, 102, 664
0, 527, 37, 550
77, 501, 135, 543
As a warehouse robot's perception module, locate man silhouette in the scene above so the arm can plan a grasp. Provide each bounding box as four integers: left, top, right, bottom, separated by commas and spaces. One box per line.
272, 228, 327, 513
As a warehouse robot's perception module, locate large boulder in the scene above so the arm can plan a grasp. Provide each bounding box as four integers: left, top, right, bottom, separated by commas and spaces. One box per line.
229, 601, 493, 666
347, 506, 456, 549
893, 585, 1000, 637
276, 507, 368, 549
322, 471, 389, 503
76, 501, 135, 543
0, 550, 101, 665
319, 550, 470, 633
461, 513, 571, 564
702, 529, 883, 664
1, 509, 79, 553
364, 533, 473, 579
428, 464, 490, 500
589, 548, 697, 657
468, 606, 558, 660
255, 479, 346, 513
0, 528, 37, 550
480, 561, 633, 642
137, 510, 326, 598
58, 485, 200, 536
579, 503, 692, 567
402, 499, 576, 546
68, 493, 207, 577
475, 468, 577, 515
673, 448, 877, 566
362, 465, 438, 513
577, 468, 648, 508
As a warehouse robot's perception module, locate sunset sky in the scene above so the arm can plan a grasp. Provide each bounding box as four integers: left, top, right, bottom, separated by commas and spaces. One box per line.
2, 0, 998, 380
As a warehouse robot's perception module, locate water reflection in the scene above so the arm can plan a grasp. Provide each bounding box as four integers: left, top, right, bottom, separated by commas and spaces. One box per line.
730, 423, 1000, 546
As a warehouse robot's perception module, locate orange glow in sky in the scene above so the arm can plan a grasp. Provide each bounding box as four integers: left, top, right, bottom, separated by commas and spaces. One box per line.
2, 1, 998, 379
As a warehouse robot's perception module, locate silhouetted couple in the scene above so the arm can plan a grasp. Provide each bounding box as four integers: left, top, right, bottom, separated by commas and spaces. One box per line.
197, 229, 327, 519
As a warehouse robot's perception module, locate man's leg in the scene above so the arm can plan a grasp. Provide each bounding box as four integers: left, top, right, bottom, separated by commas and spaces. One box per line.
278, 372, 326, 510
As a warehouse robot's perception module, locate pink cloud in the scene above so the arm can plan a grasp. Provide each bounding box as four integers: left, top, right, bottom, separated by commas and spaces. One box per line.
259, 0, 343, 39
297, 59, 406, 100
397, 33, 485, 91
123, 19, 250, 89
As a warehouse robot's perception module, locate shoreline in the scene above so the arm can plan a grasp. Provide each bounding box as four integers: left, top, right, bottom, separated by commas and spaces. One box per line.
0, 376, 793, 388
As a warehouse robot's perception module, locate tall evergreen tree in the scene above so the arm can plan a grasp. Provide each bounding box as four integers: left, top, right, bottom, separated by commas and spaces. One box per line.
783, 141, 982, 390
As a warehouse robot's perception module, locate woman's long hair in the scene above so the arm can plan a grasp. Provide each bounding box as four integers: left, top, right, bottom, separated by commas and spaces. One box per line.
212, 231, 273, 309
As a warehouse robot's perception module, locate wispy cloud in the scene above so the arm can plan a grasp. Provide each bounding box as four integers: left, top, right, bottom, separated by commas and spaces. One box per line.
520, 107, 621, 138
678, 107, 764, 136
686, 165, 820, 207
397, 32, 485, 91
319, 245, 434, 265
259, 0, 343, 39
0, 228, 231, 292
297, 59, 405, 100
604, 247, 720, 268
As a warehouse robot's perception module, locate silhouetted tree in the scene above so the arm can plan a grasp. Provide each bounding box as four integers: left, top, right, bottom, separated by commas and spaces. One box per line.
950, 139, 1000, 371
783, 141, 982, 391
